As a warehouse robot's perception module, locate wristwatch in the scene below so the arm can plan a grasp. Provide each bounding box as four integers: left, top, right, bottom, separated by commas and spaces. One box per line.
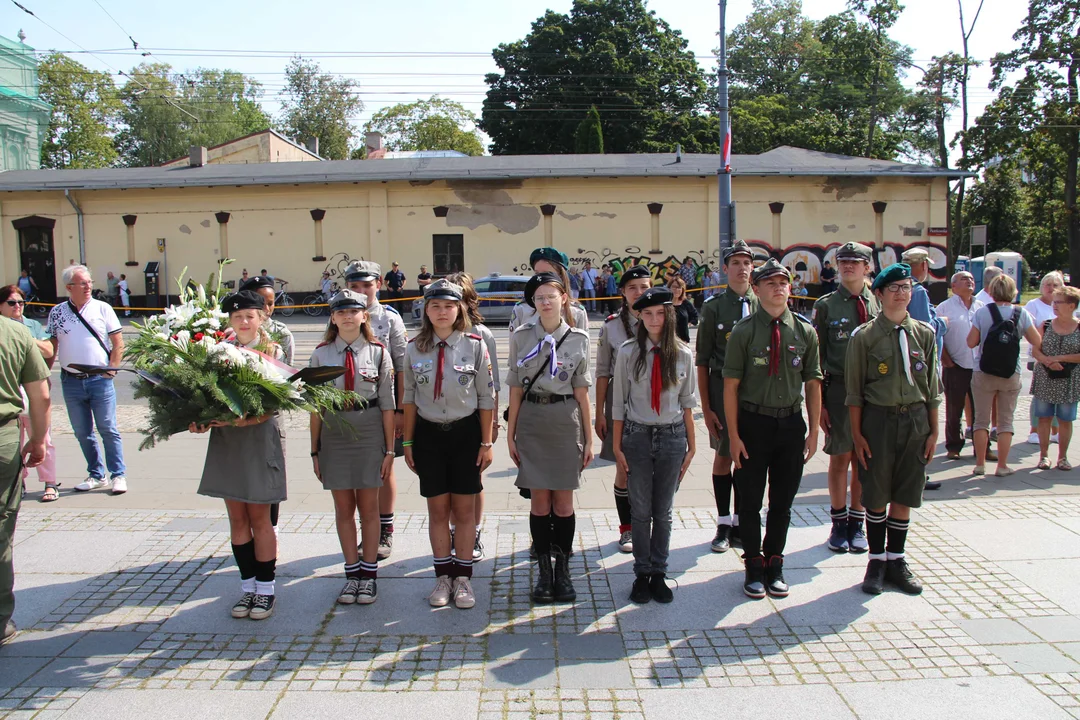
385, 450, 395, 456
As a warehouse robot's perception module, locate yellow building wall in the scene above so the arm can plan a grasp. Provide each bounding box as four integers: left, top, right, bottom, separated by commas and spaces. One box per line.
159, 132, 320, 168
0, 173, 951, 300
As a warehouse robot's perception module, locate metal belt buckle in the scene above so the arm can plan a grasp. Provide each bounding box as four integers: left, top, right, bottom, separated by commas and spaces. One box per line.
438, 422, 454, 431
899, 405, 910, 414
538, 395, 551, 405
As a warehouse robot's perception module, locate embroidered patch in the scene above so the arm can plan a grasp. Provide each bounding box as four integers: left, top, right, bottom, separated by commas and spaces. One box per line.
458, 375, 470, 386
792, 357, 802, 367
725, 332, 731, 341
416, 374, 428, 384
559, 371, 569, 381
878, 362, 889, 375
753, 356, 768, 366
914, 361, 925, 372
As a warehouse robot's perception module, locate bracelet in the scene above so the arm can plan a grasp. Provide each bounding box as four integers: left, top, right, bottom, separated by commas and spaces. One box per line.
310, 451, 318, 457
480, 441, 494, 447
394, 409, 404, 414
401, 440, 414, 447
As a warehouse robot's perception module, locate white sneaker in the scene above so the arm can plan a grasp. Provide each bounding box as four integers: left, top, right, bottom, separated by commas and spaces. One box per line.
110, 477, 128, 494
452, 577, 475, 609
74, 477, 110, 492
1028, 432, 1040, 445
428, 576, 453, 607
1052, 434, 1060, 444
618, 530, 633, 553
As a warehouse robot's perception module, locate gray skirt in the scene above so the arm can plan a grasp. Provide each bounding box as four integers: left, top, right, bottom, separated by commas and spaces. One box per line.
600, 388, 616, 461
319, 406, 386, 491
515, 399, 584, 491
198, 416, 287, 504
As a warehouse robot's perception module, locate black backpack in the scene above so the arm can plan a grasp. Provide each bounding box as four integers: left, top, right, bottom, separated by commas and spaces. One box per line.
979, 304, 1020, 379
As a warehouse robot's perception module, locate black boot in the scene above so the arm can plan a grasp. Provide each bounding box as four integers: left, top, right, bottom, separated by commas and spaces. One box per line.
765, 556, 788, 598
650, 574, 674, 603
552, 546, 577, 602
862, 559, 886, 595
885, 557, 923, 595
630, 574, 651, 604
532, 552, 555, 604
743, 556, 766, 599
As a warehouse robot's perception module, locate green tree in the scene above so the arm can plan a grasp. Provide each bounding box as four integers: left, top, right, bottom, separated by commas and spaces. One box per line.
116, 63, 270, 167
278, 57, 364, 160
481, 0, 716, 155
362, 97, 483, 155
574, 106, 604, 153
37, 53, 121, 169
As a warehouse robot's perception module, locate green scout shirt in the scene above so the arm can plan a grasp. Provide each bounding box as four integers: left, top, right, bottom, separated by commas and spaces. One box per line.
696, 287, 758, 371
812, 284, 880, 377
723, 306, 822, 409
844, 313, 942, 409
0, 317, 50, 425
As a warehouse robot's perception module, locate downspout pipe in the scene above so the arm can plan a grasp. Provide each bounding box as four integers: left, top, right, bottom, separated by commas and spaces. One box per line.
64, 189, 86, 264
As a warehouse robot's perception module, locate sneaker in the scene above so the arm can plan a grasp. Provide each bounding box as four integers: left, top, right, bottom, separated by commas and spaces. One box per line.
885, 558, 923, 595
862, 559, 886, 595
1028, 432, 1041, 444
428, 575, 453, 607
355, 577, 377, 604
110, 476, 128, 494
249, 594, 275, 620
847, 519, 869, 554
630, 575, 651, 604
650, 574, 674, 603
1, 620, 17, 646
827, 519, 849, 552
990, 428, 998, 442
710, 525, 731, 553
765, 556, 788, 598
1052, 433, 1060, 444
924, 477, 942, 491
377, 529, 393, 560
743, 556, 766, 600
618, 529, 633, 553
73, 477, 109, 492
337, 577, 361, 605
473, 528, 485, 561
231, 592, 255, 618
452, 577, 475, 609
964, 427, 973, 440
986, 448, 998, 462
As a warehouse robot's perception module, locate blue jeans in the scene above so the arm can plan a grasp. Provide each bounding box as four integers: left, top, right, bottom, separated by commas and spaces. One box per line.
62, 374, 126, 480
1032, 398, 1078, 422
623, 420, 687, 576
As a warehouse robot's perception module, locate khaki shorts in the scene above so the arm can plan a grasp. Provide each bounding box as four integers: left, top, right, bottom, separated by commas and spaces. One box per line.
972, 371, 1022, 434
707, 373, 731, 457
860, 403, 931, 509
823, 378, 853, 455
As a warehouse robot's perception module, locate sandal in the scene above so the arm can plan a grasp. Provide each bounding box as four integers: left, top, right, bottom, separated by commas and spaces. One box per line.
1037, 457, 1052, 470
1057, 459, 1073, 471
40, 485, 59, 503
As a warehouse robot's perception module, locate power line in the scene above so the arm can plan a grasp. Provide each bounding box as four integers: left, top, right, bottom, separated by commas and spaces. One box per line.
90, 0, 138, 51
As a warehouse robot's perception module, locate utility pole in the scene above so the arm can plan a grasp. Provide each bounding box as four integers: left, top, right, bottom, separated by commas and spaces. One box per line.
717, 0, 735, 281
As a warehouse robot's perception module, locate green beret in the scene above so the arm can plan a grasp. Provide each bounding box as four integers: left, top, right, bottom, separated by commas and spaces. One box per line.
871, 263, 912, 291
751, 257, 791, 284
529, 247, 569, 270
835, 242, 872, 262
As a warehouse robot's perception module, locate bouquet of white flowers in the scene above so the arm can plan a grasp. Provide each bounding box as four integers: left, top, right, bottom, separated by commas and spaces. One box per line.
124, 261, 358, 449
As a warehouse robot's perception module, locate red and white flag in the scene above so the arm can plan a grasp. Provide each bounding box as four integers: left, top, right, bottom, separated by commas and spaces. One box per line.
721, 119, 732, 173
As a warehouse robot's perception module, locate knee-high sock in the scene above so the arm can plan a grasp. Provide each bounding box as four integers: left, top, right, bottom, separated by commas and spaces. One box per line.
866, 509, 887, 558
712, 474, 733, 521
232, 541, 257, 593
614, 486, 632, 530
886, 516, 910, 559
254, 558, 276, 596
552, 513, 576, 555
530, 513, 552, 557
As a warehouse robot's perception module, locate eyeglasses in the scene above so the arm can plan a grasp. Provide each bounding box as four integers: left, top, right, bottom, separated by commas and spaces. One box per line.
885, 284, 913, 294
533, 294, 563, 304
5, 300, 25, 307
67, 281, 92, 287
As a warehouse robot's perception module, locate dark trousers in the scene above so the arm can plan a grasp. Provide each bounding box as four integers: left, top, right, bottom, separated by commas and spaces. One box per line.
943, 366, 974, 453
0, 425, 22, 625
732, 410, 806, 559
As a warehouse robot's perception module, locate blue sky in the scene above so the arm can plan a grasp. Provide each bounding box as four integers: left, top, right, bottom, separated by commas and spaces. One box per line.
0, 0, 1026, 162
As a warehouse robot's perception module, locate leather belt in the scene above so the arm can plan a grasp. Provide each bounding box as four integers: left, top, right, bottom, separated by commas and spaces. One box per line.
525, 393, 572, 405
419, 413, 477, 431
740, 401, 801, 419
61, 369, 90, 380
868, 402, 926, 415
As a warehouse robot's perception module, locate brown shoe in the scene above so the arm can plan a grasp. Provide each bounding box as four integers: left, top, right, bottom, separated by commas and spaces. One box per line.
946, 451, 961, 460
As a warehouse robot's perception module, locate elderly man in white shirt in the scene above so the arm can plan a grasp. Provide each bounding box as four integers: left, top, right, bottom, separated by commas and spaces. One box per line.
974, 266, 1003, 307
937, 271, 984, 460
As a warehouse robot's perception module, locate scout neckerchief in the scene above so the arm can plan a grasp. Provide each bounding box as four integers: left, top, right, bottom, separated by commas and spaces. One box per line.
769, 318, 782, 377
650, 346, 662, 414
740, 296, 751, 319
518, 332, 559, 378
519, 327, 572, 393
343, 344, 355, 392
433, 340, 448, 399
897, 324, 914, 385
855, 295, 868, 324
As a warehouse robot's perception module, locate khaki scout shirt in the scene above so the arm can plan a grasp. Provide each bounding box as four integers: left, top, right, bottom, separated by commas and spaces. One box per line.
696, 287, 758, 371
368, 302, 408, 372
811, 284, 880, 377
596, 311, 639, 378
506, 321, 592, 395
612, 339, 697, 424
0, 318, 49, 426
404, 331, 495, 422
723, 306, 822, 409
309, 336, 395, 408
844, 313, 942, 409
509, 301, 589, 336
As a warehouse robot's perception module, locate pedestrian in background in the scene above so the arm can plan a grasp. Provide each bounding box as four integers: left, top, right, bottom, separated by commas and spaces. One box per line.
568, 266, 581, 301
105, 271, 118, 305
580, 260, 598, 312
937, 271, 983, 460
604, 266, 618, 314
384, 262, 406, 301
667, 275, 697, 343
702, 266, 722, 301
1031, 285, 1080, 471
417, 265, 433, 291
1024, 271, 1065, 444
117, 274, 131, 317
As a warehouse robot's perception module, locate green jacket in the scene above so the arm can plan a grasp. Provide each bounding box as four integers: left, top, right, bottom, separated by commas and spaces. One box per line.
844, 313, 942, 409
723, 306, 822, 408
812, 283, 880, 378
696, 286, 758, 372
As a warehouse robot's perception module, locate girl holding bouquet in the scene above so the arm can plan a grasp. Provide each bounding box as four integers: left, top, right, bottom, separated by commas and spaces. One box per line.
309, 290, 396, 605
189, 290, 287, 621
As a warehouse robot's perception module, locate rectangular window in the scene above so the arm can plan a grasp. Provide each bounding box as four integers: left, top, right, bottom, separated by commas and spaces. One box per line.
432, 234, 464, 276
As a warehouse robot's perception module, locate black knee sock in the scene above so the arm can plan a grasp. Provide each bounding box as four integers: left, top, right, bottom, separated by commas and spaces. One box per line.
344, 560, 362, 580
380, 513, 394, 535
530, 513, 552, 557
359, 560, 378, 579
269, 503, 279, 527
552, 513, 576, 555
453, 557, 473, 579
886, 517, 910, 558
830, 506, 849, 523
254, 558, 276, 597
232, 541, 257, 593
712, 474, 733, 519
848, 508, 865, 526
866, 509, 887, 556
733, 483, 741, 523
614, 486, 631, 530
433, 555, 453, 578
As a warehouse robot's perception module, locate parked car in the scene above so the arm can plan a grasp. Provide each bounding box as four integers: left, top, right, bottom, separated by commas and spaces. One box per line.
411, 273, 529, 324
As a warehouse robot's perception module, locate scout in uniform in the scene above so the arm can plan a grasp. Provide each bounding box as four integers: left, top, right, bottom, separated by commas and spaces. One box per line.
309, 290, 396, 606
696, 240, 758, 553
190, 290, 288, 621
402, 279, 496, 610
595, 264, 654, 552
612, 287, 697, 604
723, 259, 822, 600
446, 271, 502, 560
811, 242, 879, 553
508, 247, 590, 334
507, 272, 592, 603
344, 260, 408, 559
846, 263, 940, 595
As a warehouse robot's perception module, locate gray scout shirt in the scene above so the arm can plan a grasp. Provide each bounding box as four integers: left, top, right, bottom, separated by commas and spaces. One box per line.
403, 331, 495, 422
266, 317, 295, 365
507, 321, 592, 395
367, 301, 408, 372
612, 339, 698, 425
596, 311, 639, 378
309, 336, 395, 409
509, 301, 589, 336
475, 323, 502, 393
